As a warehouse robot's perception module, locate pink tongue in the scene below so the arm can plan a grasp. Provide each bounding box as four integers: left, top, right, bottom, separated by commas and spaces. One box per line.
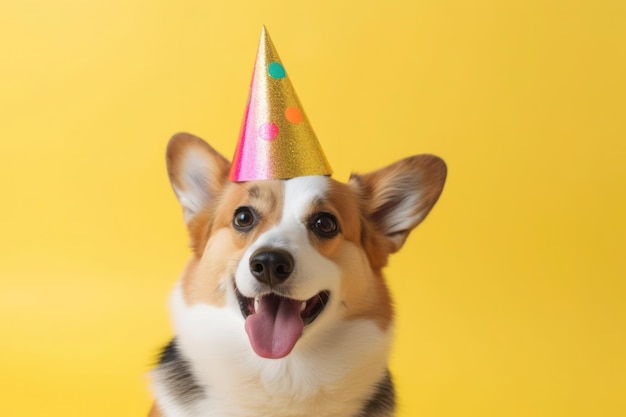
244, 294, 304, 359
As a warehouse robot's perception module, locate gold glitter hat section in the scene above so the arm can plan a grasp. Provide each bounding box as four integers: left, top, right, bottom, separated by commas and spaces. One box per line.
228, 26, 333, 181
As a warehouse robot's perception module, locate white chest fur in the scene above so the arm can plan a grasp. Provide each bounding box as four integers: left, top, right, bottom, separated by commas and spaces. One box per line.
152, 285, 392, 417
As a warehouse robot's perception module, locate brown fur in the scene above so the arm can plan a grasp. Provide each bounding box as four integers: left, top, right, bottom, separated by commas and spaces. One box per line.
181, 181, 286, 306
351, 154, 447, 254
317, 181, 395, 329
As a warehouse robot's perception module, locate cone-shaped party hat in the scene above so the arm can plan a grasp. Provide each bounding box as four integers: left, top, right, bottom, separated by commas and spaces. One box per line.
228, 26, 332, 182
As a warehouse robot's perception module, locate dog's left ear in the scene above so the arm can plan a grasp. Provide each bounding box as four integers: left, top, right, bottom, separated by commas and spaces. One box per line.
349, 155, 447, 254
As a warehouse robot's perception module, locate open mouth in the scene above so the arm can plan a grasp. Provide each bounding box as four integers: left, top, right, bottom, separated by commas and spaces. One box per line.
235, 287, 330, 359
236, 289, 330, 325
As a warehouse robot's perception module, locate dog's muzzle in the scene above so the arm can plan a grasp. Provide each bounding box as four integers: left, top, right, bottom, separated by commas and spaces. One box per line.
235, 247, 331, 359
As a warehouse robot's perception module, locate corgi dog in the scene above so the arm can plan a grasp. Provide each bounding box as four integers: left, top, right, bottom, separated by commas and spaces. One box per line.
149, 132, 446, 417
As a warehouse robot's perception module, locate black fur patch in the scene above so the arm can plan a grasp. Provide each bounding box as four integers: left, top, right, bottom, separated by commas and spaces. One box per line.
357, 370, 396, 417
158, 338, 179, 364
155, 338, 206, 407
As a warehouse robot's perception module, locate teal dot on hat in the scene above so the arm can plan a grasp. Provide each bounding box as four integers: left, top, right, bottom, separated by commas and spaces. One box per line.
268, 62, 286, 79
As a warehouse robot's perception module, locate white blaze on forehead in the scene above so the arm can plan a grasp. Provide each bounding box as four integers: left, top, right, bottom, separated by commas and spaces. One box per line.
282, 176, 330, 222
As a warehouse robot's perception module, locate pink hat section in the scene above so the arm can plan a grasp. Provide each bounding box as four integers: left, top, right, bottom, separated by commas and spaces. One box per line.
258, 122, 279, 141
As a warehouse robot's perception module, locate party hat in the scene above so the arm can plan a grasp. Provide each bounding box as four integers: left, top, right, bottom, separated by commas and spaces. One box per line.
228, 26, 332, 182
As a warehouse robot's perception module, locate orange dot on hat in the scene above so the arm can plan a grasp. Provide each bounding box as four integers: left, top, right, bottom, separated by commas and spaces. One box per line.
258, 122, 279, 140
285, 106, 303, 124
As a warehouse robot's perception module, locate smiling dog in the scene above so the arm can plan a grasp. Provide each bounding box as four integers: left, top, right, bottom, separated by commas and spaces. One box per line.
148, 26, 446, 417
148, 132, 446, 417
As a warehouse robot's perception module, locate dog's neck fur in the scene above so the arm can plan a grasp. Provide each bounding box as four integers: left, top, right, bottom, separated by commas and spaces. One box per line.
152, 342, 394, 417
151, 286, 395, 417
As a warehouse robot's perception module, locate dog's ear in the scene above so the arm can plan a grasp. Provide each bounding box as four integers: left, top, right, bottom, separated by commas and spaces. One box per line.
166, 132, 230, 225
350, 155, 447, 254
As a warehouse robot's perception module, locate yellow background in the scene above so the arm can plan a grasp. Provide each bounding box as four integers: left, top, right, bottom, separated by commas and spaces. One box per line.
1, 0, 624, 416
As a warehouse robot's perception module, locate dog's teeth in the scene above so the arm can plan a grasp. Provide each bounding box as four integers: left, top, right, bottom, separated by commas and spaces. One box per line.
300, 301, 307, 312
254, 297, 260, 311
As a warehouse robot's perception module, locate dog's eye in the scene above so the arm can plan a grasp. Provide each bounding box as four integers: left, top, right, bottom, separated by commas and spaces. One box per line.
233, 207, 257, 231
310, 212, 339, 238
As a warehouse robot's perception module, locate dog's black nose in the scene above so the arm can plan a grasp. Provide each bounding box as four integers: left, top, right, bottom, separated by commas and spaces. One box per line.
249, 249, 294, 286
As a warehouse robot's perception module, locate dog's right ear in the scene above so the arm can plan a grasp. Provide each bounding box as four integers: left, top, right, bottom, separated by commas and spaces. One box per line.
166, 132, 230, 225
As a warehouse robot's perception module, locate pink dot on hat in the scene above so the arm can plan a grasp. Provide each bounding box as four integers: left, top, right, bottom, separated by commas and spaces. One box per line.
285, 107, 303, 124
258, 122, 279, 140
